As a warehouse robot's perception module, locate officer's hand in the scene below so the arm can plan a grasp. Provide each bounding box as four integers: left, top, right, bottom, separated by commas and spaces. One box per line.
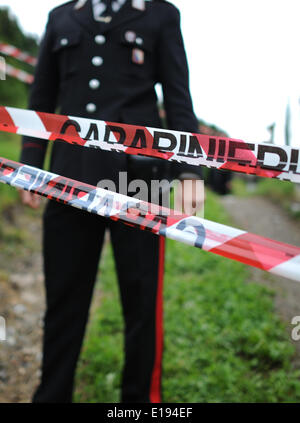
174, 179, 205, 217
18, 189, 41, 209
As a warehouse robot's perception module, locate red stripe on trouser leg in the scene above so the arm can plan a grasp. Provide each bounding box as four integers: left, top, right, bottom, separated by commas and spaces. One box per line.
150, 236, 165, 403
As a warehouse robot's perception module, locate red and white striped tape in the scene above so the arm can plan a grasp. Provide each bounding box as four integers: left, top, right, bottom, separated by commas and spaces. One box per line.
0, 156, 299, 282
0, 106, 300, 183
0, 42, 37, 66
4, 64, 34, 84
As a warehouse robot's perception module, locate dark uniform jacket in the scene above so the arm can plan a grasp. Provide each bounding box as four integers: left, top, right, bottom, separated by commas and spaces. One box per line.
21, 0, 201, 188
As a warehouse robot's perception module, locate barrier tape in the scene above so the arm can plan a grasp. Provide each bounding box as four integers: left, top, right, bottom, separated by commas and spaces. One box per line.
0, 156, 299, 282
0, 42, 37, 66
3, 64, 34, 85
1, 107, 299, 183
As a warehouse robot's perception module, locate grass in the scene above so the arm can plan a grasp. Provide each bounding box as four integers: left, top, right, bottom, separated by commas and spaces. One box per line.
255, 178, 299, 217
0, 129, 52, 215
74, 190, 300, 403
0, 131, 33, 246
0, 132, 21, 215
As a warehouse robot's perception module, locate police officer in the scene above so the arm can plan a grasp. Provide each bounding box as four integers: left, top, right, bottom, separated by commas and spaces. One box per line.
19, 0, 202, 403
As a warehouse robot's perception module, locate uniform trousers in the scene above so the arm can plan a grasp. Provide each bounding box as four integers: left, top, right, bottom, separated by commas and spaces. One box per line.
33, 199, 165, 403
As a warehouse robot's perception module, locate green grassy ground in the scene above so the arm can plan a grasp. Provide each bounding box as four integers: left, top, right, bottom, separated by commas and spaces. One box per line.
0, 130, 52, 215
74, 190, 300, 403
0, 132, 20, 214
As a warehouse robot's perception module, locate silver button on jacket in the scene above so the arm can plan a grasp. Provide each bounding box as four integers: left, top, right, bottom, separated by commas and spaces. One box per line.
60, 38, 69, 46
89, 79, 100, 90
92, 56, 103, 66
86, 103, 97, 113
95, 34, 106, 44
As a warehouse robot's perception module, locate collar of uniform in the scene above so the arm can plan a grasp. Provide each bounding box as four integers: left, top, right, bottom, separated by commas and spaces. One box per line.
72, 0, 147, 35
74, 0, 146, 10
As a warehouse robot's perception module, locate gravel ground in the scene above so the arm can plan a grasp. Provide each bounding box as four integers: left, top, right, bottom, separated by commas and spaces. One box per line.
220, 194, 300, 365
0, 204, 103, 403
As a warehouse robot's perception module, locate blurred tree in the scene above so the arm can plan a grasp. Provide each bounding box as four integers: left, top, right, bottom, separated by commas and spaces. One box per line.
0, 6, 38, 108
267, 123, 275, 144
159, 101, 232, 195
284, 102, 291, 147
198, 119, 232, 195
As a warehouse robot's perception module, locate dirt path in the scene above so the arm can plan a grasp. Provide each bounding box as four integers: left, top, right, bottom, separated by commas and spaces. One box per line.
220, 195, 300, 365
1, 195, 300, 402
0, 206, 44, 403
0, 203, 103, 403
